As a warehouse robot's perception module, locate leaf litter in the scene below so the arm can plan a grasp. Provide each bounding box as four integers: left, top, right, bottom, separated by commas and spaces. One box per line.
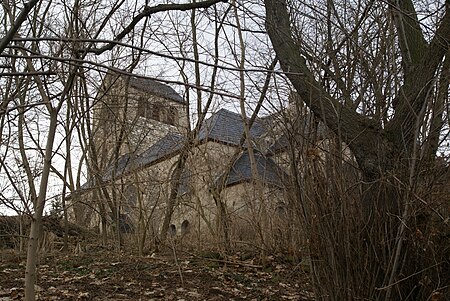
0, 250, 313, 300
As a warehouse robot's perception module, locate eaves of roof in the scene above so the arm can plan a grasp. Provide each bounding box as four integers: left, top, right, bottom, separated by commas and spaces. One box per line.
81, 133, 185, 189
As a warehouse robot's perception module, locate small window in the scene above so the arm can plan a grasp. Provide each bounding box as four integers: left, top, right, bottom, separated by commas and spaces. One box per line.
181, 220, 190, 235
138, 98, 146, 118
150, 103, 162, 121
137, 98, 162, 122
166, 107, 178, 126
169, 224, 177, 237
276, 202, 286, 216
137, 99, 178, 126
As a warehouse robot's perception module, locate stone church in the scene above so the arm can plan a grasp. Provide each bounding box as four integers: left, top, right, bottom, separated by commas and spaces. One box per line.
70, 72, 303, 249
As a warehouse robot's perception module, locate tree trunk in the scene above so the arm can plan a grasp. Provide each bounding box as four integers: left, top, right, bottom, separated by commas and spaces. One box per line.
24, 111, 58, 301
160, 151, 188, 242
264, 0, 450, 299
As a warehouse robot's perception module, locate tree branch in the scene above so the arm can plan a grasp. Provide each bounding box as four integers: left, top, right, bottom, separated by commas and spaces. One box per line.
0, 0, 40, 54
88, 0, 228, 55
387, 2, 450, 147
388, 0, 427, 69
0, 71, 56, 76
264, 0, 380, 162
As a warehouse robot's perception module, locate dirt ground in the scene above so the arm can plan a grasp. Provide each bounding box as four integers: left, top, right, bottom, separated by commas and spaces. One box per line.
0, 249, 314, 300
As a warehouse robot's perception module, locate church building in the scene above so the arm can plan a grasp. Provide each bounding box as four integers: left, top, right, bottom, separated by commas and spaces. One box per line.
70, 72, 296, 250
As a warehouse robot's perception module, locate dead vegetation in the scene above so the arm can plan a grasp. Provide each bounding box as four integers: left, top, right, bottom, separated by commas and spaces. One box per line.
0, 248, 314, 301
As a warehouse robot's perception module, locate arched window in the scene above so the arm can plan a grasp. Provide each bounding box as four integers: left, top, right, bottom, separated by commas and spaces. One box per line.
166, 107, 178, 126
150, 102, 162, 121
169, 224, 177, 237
181, 220, 190, 235
276, 201, 286, 216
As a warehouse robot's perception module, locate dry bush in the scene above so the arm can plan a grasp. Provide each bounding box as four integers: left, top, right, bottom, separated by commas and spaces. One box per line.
294, 142, 450, 300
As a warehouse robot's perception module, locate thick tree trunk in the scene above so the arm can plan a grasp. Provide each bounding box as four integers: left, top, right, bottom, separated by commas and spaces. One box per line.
264, 0, 449, 299
263, 0, 450, 200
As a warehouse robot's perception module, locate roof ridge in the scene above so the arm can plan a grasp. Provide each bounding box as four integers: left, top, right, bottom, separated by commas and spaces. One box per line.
217, 108, 250, 120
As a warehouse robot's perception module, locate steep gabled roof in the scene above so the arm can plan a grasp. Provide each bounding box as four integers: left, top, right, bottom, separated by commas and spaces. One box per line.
129, 77, 185, 104
198, 109, 266, 146
133, 132, 185, 169
98, 133, 185, 181
102, 153, 133, 181
83, 109, 282, 191
220, 151, 287, 188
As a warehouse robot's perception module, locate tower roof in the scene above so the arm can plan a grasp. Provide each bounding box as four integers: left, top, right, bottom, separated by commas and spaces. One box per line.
129, 77, 185, 104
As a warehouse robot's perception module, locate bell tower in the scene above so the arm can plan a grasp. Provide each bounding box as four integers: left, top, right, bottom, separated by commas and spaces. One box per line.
90, 72, 188, 174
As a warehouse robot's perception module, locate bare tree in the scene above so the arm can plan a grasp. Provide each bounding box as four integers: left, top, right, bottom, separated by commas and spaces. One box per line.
1, 0, 228, 299
264, 0, 449, 299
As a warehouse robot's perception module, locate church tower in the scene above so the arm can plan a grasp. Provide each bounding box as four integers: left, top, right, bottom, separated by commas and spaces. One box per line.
90, 72, 188, 175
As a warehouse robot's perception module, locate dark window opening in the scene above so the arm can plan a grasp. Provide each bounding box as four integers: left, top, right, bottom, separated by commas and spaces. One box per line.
166, 107, 178, 126
138, 98, 146, 118
137, 99, 178, 126
169, 224, 177, 237
150, 102, 162, 121
181, 220, 190, 235
276, 202, 286, 216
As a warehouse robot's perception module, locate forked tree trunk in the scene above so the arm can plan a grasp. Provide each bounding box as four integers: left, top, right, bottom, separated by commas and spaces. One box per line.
264, 0, 450, 299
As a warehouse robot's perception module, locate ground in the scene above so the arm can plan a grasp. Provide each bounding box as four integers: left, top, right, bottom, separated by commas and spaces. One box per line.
0, 249, 313, 300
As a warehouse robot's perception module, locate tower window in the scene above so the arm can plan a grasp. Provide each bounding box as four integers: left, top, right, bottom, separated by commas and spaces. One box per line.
137, 98, 177, 126
150, 102, 162, 121
166, 107, 178, 126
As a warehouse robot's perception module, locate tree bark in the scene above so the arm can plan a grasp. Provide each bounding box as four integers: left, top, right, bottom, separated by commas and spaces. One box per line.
24, 111, 58, 301
264, 0, 450, 187
159, 151, 189, 242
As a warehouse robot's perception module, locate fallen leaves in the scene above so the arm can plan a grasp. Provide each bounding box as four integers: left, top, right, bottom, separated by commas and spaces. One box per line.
0, 250, 314, 300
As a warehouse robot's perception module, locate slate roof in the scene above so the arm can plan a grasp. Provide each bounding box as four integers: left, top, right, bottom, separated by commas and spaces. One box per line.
220, 151, 287, 188
128, 77, 185, 104
133, 132, 185, 170
98, 109, 273, 181
91, 133, 185, 183
103, 153, 133, 180
80, 109, 287, 192
198, 109, 266, 146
